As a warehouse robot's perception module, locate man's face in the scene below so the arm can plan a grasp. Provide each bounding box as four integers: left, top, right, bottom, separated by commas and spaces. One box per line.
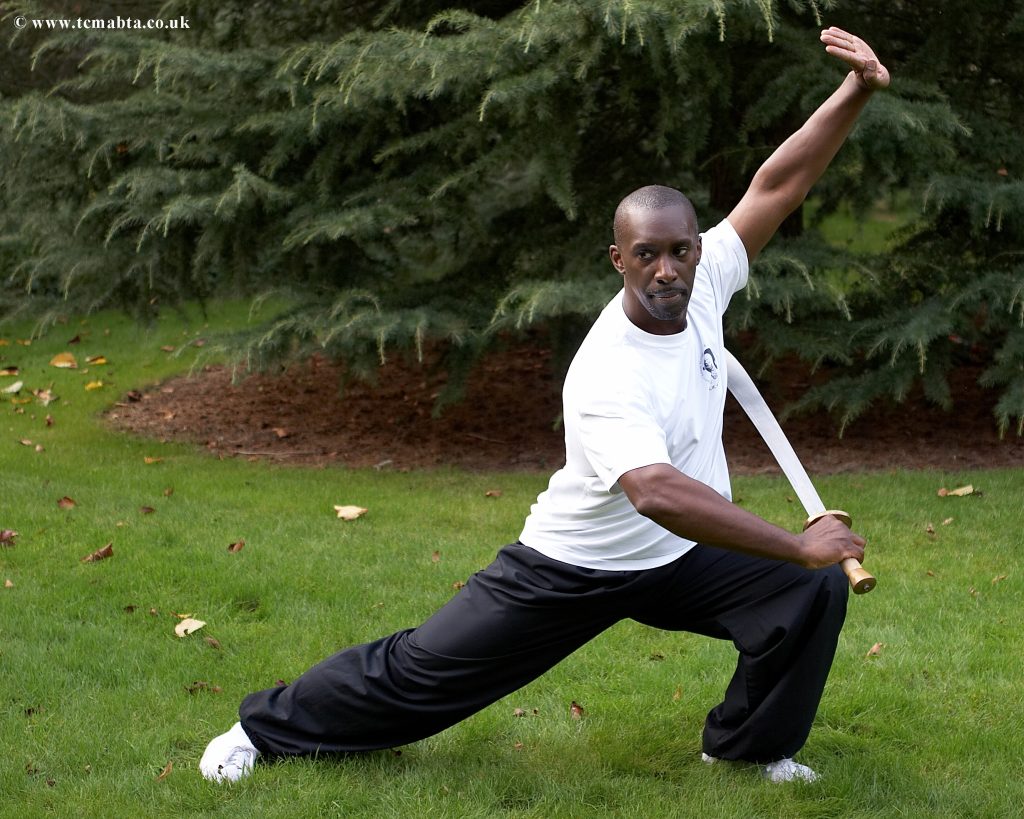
609, 204, 702, 335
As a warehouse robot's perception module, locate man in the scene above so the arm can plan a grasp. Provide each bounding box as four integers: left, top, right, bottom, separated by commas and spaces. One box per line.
201, 26, 885, 784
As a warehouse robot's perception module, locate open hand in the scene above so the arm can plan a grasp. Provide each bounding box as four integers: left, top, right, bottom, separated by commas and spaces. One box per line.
820, 26, 890, 90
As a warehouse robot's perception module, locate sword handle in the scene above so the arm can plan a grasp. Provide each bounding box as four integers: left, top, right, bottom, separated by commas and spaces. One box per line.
841, 558, 876, 594
804, 510, 877, 595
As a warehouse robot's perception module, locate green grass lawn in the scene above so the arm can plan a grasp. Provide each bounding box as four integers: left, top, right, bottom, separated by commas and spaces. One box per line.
1, 304, 1022, 818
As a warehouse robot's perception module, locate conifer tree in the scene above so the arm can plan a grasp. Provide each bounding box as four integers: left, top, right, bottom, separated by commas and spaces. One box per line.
1, 0, 1021, 431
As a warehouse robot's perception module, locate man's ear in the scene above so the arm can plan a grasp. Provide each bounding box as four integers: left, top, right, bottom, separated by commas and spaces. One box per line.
609, 245, 625, 274
694, 235, 702, 266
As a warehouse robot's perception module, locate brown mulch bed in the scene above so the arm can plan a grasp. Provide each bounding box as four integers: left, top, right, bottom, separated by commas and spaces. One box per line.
103, 342, 1024, 476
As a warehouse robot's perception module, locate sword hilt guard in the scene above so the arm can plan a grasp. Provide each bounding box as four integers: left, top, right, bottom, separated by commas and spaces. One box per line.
803, 510, 876, 594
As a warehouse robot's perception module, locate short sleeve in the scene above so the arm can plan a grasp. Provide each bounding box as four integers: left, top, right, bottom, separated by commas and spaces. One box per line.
699, 219, 749, 306
576, 386, 671, 492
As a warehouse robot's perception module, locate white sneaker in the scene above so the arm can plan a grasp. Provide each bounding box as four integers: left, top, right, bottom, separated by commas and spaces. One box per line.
702, 752, 818, 783
199, 721, 259, 782
762, 757, 818, 783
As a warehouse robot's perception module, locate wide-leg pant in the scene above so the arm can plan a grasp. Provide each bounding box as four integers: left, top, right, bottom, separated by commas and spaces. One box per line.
239, 541, 848, 764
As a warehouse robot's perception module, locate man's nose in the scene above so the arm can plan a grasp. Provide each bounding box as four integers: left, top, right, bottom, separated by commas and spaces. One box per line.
655, 255, 678, 282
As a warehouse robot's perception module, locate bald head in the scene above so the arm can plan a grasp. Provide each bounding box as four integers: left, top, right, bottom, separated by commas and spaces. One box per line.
613, 185, 697, 246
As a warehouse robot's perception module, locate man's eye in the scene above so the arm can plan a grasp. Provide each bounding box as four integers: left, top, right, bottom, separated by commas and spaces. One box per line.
674, 247, 689, 256
637, 251, 653, 260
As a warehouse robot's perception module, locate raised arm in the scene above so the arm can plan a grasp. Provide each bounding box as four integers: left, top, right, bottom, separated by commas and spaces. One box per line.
728, 27, 890, 261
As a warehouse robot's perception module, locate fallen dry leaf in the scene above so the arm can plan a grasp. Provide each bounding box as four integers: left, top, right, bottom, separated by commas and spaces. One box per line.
16, 339, 30, 346
484, 489, 503, 498
672, 686, 682, 701
334, 504, 368, 521
925, 523, 935, 535
57, 496, 76, 509
140, 506, 155, 515
143, 456, 163, 464
227, 540, 245, 553
80, 543, 113, 563
204, 636, 222, 650
513, 707, 526, 717
452, 580, 465, 590
34, 444, 44, 453
513, 741, 524, 751
160, 345, 176, 353
992, 574, 1008, 585
34, 389, 57, 407
2, 380, 23, 394
1, 529, 16, 546
163, 487, 174, 497
942, 517, 954, 526
185, 680, 222, 694
84, 380, 104, 391
272, 427, 289, 439
0, 367, 18, 376
18, 438, 32, 446
570, 700, 585, 720
431, 550, 441, 563
4, 579, 12, 589
85, 355, 107, 365
155, 761, 173, 782
49, 352, 77, 369
866, 642, 884, 658
937, 484, 974, 497
175, 618, 205, 637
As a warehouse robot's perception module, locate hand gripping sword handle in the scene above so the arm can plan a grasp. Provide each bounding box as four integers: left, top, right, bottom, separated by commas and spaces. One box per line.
803, 510, 876, 594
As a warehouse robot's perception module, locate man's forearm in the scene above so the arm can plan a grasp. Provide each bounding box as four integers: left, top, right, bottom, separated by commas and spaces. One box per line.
752, 71, 873, 205
620, 464, 804, 563
619, 463, 865, 569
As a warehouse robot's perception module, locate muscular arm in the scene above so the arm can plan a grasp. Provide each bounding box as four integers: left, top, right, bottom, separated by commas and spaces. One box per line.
618, 463, 866, 569
729, 28, 890, 261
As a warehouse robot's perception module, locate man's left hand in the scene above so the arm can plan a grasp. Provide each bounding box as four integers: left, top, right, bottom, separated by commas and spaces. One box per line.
820, 26, 890, 91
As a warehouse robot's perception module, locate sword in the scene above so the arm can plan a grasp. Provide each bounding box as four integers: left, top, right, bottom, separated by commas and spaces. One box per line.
725, 350, 876, 594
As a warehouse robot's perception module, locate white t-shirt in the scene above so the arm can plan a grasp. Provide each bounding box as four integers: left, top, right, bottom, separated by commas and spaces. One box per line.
519, 219, 749, 570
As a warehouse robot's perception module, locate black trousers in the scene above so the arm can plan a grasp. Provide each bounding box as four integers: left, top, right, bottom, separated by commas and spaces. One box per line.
239, 541, 848, 764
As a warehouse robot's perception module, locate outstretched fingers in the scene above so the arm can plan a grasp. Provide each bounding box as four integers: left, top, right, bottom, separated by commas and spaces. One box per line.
820, 26, 890, 90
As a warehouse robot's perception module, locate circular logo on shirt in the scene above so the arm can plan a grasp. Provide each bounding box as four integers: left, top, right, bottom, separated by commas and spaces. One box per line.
701, 348, 720, 389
